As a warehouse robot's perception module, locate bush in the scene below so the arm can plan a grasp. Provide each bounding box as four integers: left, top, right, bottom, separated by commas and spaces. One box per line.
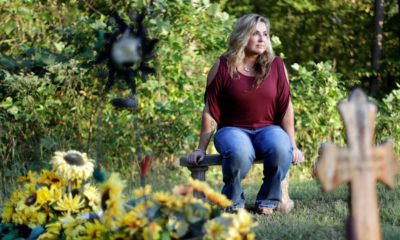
290, 61, 347, 178
376, 84, 400, 156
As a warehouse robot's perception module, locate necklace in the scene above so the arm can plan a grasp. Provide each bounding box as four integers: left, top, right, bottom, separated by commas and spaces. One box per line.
243, 63, 254, 72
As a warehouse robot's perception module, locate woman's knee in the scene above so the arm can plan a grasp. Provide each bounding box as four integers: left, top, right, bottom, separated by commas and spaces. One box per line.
214, 127, 254, 158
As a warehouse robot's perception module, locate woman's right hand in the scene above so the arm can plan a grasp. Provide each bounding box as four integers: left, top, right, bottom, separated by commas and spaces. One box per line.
187, 149, 206, 166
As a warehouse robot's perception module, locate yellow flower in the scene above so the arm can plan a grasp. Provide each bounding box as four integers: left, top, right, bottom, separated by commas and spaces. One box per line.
83, 184, 101, 211
141, 221, 162, 240
37, 169, 66, 188
245, 233, 256, 240
121, 202, 148, 235
54, 193, 85, 215
13, 203, 47, 228
17, 171, 38, 184
101, 173, 126, 230
206, 192, 232, 208
80, 220, 107, 240
51, 150, 94, 181
234, 209, 258, 234
62, 215, 86, 239
152, 191, 174, 208
204, 220, 229, 240
132, 184, 152, 198
8, 188, 25, 202
36, 187, 54, 206
38, 221, 62, 240
172, 184, 193, 197
188, 178, 213, 195
187, 178, 232, 208
1, 202, 14, 223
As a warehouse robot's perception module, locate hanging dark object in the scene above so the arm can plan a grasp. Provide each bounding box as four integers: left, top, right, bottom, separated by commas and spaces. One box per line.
95, 11, 158, 97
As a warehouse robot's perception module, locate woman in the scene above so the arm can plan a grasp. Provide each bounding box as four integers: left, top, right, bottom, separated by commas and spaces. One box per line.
188, 14, 304, 214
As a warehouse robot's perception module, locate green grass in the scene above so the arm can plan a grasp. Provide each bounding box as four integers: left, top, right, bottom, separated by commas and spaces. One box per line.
242, 177, 400, 240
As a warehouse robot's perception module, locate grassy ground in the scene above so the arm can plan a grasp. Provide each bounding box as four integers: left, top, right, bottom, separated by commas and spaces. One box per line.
1, 163, 400, 239
249, 179, 400, 240
176, 165, 400, 240
150, 165, 400, 240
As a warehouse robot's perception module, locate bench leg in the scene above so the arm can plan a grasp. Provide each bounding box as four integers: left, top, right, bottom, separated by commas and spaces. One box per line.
188, 166, 209, 199
277, 172, 294, 213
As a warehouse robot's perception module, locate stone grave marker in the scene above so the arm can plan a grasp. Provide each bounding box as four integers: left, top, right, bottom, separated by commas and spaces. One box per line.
316, 89, 398, 240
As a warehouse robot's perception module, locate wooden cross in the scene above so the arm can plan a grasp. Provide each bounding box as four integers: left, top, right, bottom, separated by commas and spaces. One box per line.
316, 88, 398, 240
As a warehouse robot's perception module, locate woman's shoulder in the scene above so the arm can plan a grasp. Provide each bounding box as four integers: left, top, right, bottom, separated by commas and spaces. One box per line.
272, 56, 284, 65
207, 55, 227, 85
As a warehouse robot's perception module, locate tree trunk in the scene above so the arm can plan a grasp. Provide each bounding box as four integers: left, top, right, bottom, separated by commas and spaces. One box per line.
398, 0, 400, 47
370, 0, 384, 95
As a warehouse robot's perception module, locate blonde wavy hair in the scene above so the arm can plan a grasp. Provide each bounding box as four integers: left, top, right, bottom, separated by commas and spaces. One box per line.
224, 14, 275, 88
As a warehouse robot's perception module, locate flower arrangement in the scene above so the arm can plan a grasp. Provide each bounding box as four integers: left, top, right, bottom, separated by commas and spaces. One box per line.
0, 150, 257, 240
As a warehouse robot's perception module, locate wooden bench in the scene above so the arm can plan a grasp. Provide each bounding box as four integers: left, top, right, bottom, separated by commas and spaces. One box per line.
180, 154, 294, 213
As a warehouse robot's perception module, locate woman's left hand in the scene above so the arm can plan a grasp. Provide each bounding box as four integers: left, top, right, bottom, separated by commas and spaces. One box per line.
292, 148, 305, 165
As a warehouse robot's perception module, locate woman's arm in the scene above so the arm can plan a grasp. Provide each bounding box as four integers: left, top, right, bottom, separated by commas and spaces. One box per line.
188, 103, 217, 165
281, 100, 304, 165
188, 59, 220, 165
281, 100, 296, 148
281, 63, 304, 165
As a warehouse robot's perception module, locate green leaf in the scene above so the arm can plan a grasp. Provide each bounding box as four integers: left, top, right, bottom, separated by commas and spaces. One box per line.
4, 21, 16, 35
53, 42, 65, 52
7, 106, 19, 116
0, 97, 13, 108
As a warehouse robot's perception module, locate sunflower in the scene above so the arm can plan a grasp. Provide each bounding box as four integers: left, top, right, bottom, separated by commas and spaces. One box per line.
38, 221, 62, 240
245, 233, 256, 240
152, 191, 175, 208
141, 222, 162, 240
204, 220, 229, 240
121, 202, 148, 235
188, 178, 213, 195
13, 202, 47, 228
205, 191, 232, 208
37, 169, 66, 188
101, 173, 126, 230
54, 193, 85, 215
1, 202, 14, 223
36, 187, 54, 206
172, 184, 193, 197
80, 220, 107, 240
132, 184, 152, 198
16, 171, 38, 184
83, 184, 101, 211
62, 215, 86, 239
233, 209, 258, 235
51, 150, 94, 181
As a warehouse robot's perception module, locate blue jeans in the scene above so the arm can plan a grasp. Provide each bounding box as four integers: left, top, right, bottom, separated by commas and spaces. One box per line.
214, 125, 293, 209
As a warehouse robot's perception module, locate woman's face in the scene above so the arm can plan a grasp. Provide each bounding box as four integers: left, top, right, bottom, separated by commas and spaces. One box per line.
245, 21, 268, 56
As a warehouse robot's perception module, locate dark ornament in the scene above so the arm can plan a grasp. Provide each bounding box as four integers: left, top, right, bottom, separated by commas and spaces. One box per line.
95, 12, 158, 95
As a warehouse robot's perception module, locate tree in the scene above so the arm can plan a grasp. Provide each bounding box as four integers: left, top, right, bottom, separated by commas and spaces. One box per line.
371, 0, 384, 95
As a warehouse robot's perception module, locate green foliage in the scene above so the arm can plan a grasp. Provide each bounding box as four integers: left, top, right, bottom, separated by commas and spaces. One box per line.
376, 84, 400, 155
219, 0, 400, 95
0, 0, 234, 192
290, 61, 347, 177
133, 0, 234, 157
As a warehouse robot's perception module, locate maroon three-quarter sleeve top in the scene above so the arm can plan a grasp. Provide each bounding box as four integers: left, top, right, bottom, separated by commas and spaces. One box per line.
205, 56, 291, 130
